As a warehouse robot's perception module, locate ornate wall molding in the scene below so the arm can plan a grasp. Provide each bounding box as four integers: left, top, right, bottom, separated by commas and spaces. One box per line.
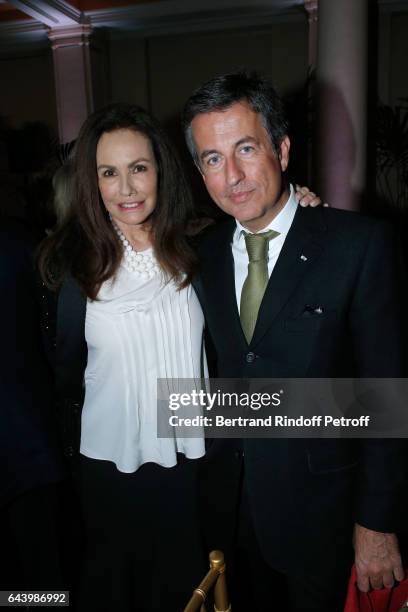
8, 0, 83, 26
0, 0, 406, 54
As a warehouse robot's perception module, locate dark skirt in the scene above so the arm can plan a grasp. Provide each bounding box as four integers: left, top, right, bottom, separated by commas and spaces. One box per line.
77, 454, 206, 612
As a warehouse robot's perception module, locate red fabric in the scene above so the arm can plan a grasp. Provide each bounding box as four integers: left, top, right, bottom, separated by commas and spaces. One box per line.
344, 565, 408, 612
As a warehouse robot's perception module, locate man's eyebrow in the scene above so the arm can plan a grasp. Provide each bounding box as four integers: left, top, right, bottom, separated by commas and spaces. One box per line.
235, 136, 258, 147
200, 149, 219, 161
200, 137, 259, 162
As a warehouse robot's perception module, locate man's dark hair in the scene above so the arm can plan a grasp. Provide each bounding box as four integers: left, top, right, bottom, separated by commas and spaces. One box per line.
182, 70, 289, 166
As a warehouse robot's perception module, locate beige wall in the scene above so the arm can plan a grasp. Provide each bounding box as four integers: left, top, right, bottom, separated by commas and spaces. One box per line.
107, 21, 308, 123
0, 50, 57, 134
0, 10, 407, 150
147, 22, 308, 122
108, 37, 149, 109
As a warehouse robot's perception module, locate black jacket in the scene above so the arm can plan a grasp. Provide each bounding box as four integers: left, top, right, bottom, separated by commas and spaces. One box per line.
193, 206, 407, 573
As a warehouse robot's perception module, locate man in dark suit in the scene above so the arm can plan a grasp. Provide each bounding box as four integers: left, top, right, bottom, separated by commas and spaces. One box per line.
0, 218, 66, 591
182, 71, 406, 611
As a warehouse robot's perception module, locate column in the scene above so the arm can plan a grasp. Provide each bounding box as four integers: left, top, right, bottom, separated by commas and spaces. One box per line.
48, 25, 94, 145
315, 0, 368, 210
304, 0, 318, 184
304, 0, 318, 69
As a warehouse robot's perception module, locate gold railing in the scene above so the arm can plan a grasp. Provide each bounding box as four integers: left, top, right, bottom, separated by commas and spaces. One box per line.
184, 550, 231, 612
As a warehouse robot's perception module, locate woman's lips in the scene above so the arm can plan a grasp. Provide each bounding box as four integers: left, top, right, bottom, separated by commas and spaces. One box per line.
118, 201, 144, 210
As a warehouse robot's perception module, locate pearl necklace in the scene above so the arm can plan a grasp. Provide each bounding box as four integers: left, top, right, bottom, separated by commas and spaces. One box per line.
111, 218, 161, 279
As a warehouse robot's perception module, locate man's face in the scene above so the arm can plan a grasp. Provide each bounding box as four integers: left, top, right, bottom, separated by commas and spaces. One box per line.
191, 101, 290, 232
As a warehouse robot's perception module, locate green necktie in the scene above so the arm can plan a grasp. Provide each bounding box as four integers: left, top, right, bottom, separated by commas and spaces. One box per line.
240, 229, 280, 343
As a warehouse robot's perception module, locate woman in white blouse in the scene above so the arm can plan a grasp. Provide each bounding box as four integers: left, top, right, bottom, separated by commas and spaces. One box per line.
38, 104, 208, 612
38, 103, 319, 611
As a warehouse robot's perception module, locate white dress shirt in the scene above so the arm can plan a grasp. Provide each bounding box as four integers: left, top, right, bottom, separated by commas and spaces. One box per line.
232, 184, 298, 310
80, 254, 206, 473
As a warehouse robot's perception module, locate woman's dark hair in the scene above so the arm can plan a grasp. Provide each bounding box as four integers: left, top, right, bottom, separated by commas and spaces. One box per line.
38, 103, 197, 299
182, 70, 289, 166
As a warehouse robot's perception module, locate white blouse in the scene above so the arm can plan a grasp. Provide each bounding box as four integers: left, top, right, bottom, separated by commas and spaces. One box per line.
80, 251, 206, 473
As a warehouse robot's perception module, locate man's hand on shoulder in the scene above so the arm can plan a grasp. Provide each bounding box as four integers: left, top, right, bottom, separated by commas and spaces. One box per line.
294, 184, 329, 208
353, 523, 405, 592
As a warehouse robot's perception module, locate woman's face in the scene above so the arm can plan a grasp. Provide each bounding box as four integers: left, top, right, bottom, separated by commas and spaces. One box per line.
96, 128, 158, 234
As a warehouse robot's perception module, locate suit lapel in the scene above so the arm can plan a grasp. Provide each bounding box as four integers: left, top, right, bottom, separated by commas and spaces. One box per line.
200, 219, 248, 350
250, 206, 327, 349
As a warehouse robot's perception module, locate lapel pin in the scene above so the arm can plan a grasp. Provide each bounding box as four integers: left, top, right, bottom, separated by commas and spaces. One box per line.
300, 254, 308, 261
